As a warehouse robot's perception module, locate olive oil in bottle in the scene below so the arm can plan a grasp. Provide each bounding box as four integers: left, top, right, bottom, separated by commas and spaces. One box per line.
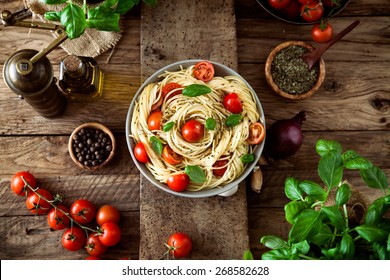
59, 55, 104, 100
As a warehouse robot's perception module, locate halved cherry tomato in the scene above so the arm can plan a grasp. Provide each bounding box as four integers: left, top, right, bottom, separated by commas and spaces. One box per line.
193, 61, 215, 82
162, 82, 182, 99
167, 232, 192, 258
311, 22, 333, 43
268, 0, 291, 10
47, 205, 71, 230
223, 92, 243, 114
300, 1, 324, 22
148, 110, 162, 130
167, 174, 190, 192
62, 227, 87, 251
11, 171, 36, 196
134, 142, 148, 163
212, 160, 229, 177
181, 119, 204, 143
162, 145, 183, 165
70, 199, 96, 225
26, 188, 53, 214
247, 122, 266, 145
86, 233, 108, 256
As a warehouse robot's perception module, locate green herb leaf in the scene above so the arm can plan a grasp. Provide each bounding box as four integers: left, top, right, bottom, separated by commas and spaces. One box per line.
291, 240, 310, 255
288, 209, 322, 243
163, 121, 175, 132
87, 7, 120, 31
284, 201, 310, 224
335, 183, 351, 207
342, 150, 373, 170
261, 249, 290, 260
340, 233, 355, 259
360, 165, 389, 191
44, 11, 62, 22
311, 224, 334, 246
318, 150, 343, 188
102, 0, 120, 8
243, 250, 254, 260
284, 177, 303, 201
182, 84, 211, 97
364, 197, 390, 225
60, 3, 86, 39
143, 0, 158, 5
205, 118, 216, 130
185, 165, 206, 184
240, 154, 254, 164
299, 180, 327, 201
41, 0, 67, 4
321, 206, 345, 230
225, 114, 242, 127
115, 0, 137, 14
387, 235, 390, 253
260, 236, 288, 250
316, 139, 342, 157
149, 136, 163, 156
321, 247, 342, 260
355, 225, 389, 242
373, 242, 388, 260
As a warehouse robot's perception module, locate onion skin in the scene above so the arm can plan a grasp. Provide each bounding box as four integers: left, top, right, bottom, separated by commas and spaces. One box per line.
264, 111, 306, 160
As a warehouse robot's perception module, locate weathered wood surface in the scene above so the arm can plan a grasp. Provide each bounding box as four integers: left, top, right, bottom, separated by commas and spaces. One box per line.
0, 0, 389, 260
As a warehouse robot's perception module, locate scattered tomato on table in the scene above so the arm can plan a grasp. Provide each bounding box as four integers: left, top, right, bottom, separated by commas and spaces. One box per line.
166, 232, 193, 258
311, 21, 333, 43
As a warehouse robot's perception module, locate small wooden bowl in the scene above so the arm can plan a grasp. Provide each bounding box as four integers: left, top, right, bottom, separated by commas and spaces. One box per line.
68, 122, 116, 170
265, 41, 326, 100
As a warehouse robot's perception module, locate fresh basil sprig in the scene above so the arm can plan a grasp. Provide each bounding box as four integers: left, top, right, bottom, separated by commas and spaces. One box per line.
163, 121, 175, 132
184, 165, 206, 184
149, 136, 163, 156
225, 114, 242, 127
182, 84, 211, 97
206, 118, 216, 130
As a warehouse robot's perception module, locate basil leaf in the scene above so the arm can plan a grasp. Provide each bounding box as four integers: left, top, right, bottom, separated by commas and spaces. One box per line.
261, 248, 290, 260
284, 177, 303, 201
143, 0, 158, 6
360, 165, 389, 191
87, 7, 120, 32
225, 114, 242, 127
291, 240, 310, 255
288, 209, 322, 243
284, 200, 310, 224
342, 150, 373, 170
318, 150, 343, 189
115, 0, 137, 14
60, 3, 86, 39
102, 0, 119, 8
316, 139, 342, 157
182, 84, 211, 97
355, 225, 389, 242
44, 11, 62, 22
243, 250, 254, 260
41, 0, 67, 4
340, 233, 355, 259
335, 183, 351, 207
260, 236, 288, 250
299, 180, 327, 201
185, 165, 206, 184
205, 118, 216, 130
163, 121, 175, 132
321, 206, 345, 230
311, 224, 334, 246
240, 154, 254, 164
149, 136, 163, 156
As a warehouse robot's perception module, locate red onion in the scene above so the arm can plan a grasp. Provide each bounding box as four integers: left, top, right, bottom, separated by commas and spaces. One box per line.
264, 111, 306, 160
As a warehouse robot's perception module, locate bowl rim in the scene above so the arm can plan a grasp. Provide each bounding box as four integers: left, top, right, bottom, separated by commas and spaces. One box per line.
125, 59, 265, 198
68, 122, 116, 170
265, 40, 326, 100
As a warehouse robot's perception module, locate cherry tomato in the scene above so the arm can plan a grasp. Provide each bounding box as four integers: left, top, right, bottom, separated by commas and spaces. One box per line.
47, 205, 70, 230
167, 232, 192, 258
162, 145, 183, 165
147, 110, 162, 131
247, 122, 266, 145
193, 61, 215, 82
62, 227, 87, 251
86, 233, 108, 256
70, 199, 96, 225
85, 256, 101, 260
96, 205, 120, 226
98, 222, 122, 247
311, 22, 333, 43
167, 174, 190, 192
134, 142, 148, 163
212, 160, 229, 177
181, 119, 204, 143
300, 1, 324, 22
10, 171, 36, 196
268, 0, 291, 10
298, 0, 315, 3
223, 92, 243, 113
279, 0, 301, 20
162, 82, 182, 99
26, 188, 53, 214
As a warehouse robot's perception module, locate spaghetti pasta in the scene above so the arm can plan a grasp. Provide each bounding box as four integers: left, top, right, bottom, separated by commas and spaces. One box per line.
130, 63, 263, 191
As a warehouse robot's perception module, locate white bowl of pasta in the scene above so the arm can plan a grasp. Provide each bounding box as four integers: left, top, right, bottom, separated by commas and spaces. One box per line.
125, 60, 266, 198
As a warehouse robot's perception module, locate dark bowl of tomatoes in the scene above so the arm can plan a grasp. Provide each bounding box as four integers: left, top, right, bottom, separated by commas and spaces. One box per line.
125, 60, 265, 198
257, 0, 350, 25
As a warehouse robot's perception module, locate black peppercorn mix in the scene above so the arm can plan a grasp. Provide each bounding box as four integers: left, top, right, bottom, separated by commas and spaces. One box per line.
72, 128, 112, 167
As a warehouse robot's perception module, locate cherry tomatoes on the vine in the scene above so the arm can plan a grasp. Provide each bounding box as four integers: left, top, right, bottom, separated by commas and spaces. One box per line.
26, 188, 53, 214
247, 122, 266, 145
162, 145, 183, 165
167, 174, 190, 192
268, 0, 291, 10
311, 22, 333, 43
96, 205, 120, 226
62, 227, 87, 251
193, 61, 215, 82
181, 119, 204, 143
134, 142, 148, 163
167, 232, 192, 258
223, 92, 243, 114
47, 205, 71, 230
86, 233, 108, 256
212, 160, 229, 177
98, 222, 122, 247
11, 171, 36, 196
70, 199, 96, 225
300, 1, 324, 22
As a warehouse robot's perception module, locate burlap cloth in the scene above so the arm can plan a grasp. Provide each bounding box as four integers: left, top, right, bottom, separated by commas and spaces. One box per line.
25, 0, 122, 58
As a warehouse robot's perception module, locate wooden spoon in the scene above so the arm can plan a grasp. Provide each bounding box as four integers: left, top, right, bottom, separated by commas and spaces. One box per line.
301, 20, 360, 70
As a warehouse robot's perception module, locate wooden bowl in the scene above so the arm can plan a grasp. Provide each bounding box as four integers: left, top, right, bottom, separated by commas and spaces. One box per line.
265, 41, 326, 100
69, 122, 116, 170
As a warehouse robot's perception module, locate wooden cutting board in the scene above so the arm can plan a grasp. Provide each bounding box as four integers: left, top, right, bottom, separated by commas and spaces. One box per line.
139, 0, 249, 259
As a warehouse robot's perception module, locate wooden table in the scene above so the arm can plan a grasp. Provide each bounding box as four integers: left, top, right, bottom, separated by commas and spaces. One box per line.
0, 0, 389, 260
